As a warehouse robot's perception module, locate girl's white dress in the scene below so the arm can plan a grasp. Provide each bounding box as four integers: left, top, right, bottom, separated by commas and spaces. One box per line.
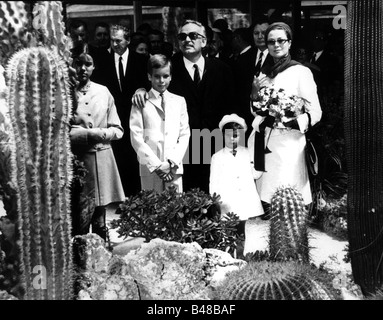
209, 145, 264, 220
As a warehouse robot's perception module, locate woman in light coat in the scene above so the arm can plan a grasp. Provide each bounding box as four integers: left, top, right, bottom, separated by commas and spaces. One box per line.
70, 53, 125, 241
248, 22, 322, 211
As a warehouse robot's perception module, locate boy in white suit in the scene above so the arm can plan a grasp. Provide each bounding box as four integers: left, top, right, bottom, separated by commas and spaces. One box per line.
210, 114, 264, 256
130, 54, 190, 192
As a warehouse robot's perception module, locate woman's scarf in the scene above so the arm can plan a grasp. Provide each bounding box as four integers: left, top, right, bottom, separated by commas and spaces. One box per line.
261, 53, 301, 79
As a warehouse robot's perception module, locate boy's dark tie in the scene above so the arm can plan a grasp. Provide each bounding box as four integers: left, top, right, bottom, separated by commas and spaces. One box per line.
160, 93, 165, 111
193, 64, 201, 84
160, 93, 165, 120
231, 143, 237, 156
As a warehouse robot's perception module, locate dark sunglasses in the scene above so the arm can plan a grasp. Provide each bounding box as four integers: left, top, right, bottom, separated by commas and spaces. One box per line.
267, 39, 289, 46
177, 32, 205, 41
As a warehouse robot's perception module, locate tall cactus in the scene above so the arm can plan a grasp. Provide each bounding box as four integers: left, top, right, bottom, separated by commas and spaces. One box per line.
32, 1, 72, 62
215, 261, 338, 300
344, 0, 383, 296
0, 1, 32, 66
269, 186, 310, 263
5, 46, 73, 300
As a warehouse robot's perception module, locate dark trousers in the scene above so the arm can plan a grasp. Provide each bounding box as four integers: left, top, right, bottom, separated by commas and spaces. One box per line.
91, 206, 108, 241
73, 206, 108, 241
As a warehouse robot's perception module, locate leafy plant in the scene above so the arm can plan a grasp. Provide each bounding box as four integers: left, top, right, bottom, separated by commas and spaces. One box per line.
310, 194, 348, 241
70, 156, 95, 238
307, 95, 347, 225
111, 187, 243, 254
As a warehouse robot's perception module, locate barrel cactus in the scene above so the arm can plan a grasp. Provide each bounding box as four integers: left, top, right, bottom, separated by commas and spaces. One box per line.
214, 261, 339, 300
269, 186, 310, 263
5, 46, 73, 300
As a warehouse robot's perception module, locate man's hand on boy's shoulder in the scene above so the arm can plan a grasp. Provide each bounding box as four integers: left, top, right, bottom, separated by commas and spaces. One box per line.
132, 88, 149, 108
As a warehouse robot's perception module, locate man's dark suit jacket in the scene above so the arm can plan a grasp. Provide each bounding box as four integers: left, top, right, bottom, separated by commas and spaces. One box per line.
97, 50, 150, 197
311, 49, 342, 95
168, 52, 235, 192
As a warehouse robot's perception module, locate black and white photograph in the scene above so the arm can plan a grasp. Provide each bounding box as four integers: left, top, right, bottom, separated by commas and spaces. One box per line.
0, 0, 382, 310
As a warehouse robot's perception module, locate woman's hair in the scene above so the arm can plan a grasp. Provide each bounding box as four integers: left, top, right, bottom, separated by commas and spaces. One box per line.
264, 22, 293, 42
73, 52, 94, 67
147, 54, 172, 75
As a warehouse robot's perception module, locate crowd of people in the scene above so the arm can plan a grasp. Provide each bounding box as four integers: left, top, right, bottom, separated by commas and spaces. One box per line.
67, 16, 342, 248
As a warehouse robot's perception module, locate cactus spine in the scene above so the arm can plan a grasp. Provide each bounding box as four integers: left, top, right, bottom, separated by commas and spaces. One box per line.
6, 46, 73, 300
269, 186, 310, 263
216, 261, 337, 300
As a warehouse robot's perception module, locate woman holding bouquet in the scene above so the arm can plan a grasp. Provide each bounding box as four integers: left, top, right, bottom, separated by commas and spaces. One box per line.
248, 22, 322, 217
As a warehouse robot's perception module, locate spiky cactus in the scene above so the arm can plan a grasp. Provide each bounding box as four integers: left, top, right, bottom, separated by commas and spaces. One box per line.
344, 0, 383, 296
269, 186, 310, 263
5, 46, 73, 300
0, 1, 32, 66
215, 261, 338, 300
32, 1, 72, 62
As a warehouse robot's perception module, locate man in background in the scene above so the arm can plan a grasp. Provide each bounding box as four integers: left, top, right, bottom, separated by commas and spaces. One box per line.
97, 24, 150, 197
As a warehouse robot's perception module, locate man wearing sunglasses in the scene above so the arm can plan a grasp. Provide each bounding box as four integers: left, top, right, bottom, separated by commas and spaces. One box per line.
132, 19, 234, 193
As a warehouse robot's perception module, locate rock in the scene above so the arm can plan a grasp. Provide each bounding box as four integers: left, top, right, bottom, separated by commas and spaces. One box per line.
341, 287, 360, 300
0, 290, 18, 300
74, 235, 141, 300
73, 233, 112, 273
203, 248, 247, 287
122, 239, 210, 300
74, 235, 247, 300
78, 273, 139, 300
112, 237, 146, 256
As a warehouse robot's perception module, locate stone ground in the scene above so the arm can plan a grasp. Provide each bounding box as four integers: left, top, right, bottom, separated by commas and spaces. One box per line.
1, 200, 362, 299
105, 205, 350, 270
0, 201, 350, 272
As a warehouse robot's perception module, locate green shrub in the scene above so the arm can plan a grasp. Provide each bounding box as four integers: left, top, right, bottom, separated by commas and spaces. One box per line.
311, 194, 348, 241
111, 187, 242, 254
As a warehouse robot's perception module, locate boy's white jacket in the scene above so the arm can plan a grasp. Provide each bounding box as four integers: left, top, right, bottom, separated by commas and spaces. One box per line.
130, 89, 190, 176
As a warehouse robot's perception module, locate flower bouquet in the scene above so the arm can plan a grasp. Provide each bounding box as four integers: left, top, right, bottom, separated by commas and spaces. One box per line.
251, 86, 309, 129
